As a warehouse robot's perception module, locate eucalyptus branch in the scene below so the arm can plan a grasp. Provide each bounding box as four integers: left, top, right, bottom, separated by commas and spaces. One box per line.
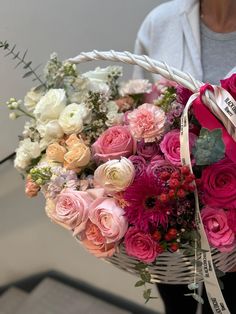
0, 40, 46, 87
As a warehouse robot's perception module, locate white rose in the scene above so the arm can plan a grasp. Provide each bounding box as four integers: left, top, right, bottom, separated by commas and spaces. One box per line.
14, 138, 41, 171
58, 103, 90, 135
24, 87, 45, 112
37, 120, 64, 139
94, 157, 135, 194
33, 89, 66, 123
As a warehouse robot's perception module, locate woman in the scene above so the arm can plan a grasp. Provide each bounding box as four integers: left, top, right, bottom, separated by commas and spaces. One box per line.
133, 0, 236, 313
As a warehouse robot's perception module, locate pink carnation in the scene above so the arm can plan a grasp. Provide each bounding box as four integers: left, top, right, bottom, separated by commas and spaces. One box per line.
92, 125, 136, 163
53, 188, 94, 235
127, 103, 165, 142
88, 197, 128, 243
201, 158, 236, 209
124, 227, 161, 263
201, 206, 236, 252
160, 129, 197, 166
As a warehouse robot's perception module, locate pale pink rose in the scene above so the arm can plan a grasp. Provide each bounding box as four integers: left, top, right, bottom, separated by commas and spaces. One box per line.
53, 188, 94, 235
127, 103, 165, 142
92, 126, 136, 163
160, 129, 197, 166
88, 197, 128, 243
81, 238, 116, 258
155, 78, 178, 90
119, 79, 152, 96
25, 176, 40, 197
124, 227, 159, 263
201, 206, 236, 252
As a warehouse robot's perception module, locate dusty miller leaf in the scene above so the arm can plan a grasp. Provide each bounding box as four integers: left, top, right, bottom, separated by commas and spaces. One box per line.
192, 128, 225, 165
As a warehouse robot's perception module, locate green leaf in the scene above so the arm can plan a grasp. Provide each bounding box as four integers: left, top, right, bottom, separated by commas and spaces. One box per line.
22, 71, 33, 78
140, 272, 151, 283
134, 262, 147, 271
135, 280, 145, 287
192, 128, 225, 165
143, 289, 152, 302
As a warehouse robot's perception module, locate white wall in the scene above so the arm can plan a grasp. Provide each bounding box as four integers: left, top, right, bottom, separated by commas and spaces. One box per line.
0, 1, 169, 312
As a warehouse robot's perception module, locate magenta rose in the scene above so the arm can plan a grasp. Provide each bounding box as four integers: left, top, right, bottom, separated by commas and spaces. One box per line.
88, 197, 128, 243
227, 209, 236, 233
160, 129, 197, 166
220, 73, 236, 100
176, 85, 193, 106
201, 158, 236, 209
124, 227, 158, 263
54, 188, 93, 235
147, 158, 177, 182
137, 139, 160, 160
129, 155, 146, 178
201, 206, 236, 252
92, 125, 136, 163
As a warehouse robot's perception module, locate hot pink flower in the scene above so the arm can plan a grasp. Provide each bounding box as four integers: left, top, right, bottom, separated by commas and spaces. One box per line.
201, 158, 236, 209
201, 206, 236, 252
220, 73, 236, 100
92, 125, 136, 163
160, 129, 197, 166
88, 197, 128, 243
227, 209, 236, 233
127, 103, 165, 142
124, 227, 160, 263
53, 188, 94, 235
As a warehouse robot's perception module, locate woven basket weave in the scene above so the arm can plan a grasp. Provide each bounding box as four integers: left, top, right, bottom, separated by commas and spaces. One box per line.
69, 50, 236, 284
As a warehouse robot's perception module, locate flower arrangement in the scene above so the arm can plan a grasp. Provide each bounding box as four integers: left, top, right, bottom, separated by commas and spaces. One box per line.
2, 42, 236, 304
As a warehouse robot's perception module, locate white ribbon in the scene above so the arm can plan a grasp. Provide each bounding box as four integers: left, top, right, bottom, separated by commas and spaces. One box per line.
180, 85, 236, 314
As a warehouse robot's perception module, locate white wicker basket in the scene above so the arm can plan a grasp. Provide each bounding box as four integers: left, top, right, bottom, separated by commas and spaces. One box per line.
69, 50, 236, 284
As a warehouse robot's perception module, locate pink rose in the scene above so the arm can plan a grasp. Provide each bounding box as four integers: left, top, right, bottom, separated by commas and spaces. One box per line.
84, 220, 106, 245
53, 188, 94, 235
143, 84, 161, 104
92, 126, 136, 163
220, 73, 236, 100
201, 158, 236, 209
124, 227, 158, 263
201, 206, 236, 252
147, 158, 177, 182
81, 237, 116, 258
88, 197, 128, 243
129, 155, 146, 178
127, 103, 165, 142
160, 129, 197, 166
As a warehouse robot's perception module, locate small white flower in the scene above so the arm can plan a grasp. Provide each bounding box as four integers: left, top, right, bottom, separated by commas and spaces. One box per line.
14, 138, 41, 171
33, 89, 66, 123
9, 112, 18, 120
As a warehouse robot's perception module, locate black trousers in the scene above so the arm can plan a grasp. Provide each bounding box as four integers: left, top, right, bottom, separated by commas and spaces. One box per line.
157, 273, 236, 314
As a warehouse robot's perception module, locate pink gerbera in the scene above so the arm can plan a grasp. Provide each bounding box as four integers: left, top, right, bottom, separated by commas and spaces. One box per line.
123, 174, 171, 232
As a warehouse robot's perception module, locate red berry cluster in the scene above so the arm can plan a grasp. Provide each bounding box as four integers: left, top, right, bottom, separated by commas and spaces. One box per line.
152, 228, 180, 253
159, 166, 196, 202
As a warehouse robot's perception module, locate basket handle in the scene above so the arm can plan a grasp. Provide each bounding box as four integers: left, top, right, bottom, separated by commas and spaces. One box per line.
68, 50, 236, 141
67, 50, 203, 92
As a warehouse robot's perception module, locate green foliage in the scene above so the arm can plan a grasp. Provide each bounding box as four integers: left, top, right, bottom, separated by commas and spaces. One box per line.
0, 40, 45, 86
192, 128, 225, 165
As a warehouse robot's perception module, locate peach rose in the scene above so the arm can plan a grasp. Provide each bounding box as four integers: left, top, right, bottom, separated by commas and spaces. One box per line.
46, 142, 67, 162
65, 134, 81, 148
81, 237, 116, 258
64, 140, 91, 170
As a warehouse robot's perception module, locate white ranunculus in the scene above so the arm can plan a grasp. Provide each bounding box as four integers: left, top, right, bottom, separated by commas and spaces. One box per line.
14, 138, 41, 171
58, 103, 86, 135
94, 157, 135, 194
105, 101, 122, 126
24, 87, 45, 112
37, 120, 64, 139
33, 89, 66, 123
